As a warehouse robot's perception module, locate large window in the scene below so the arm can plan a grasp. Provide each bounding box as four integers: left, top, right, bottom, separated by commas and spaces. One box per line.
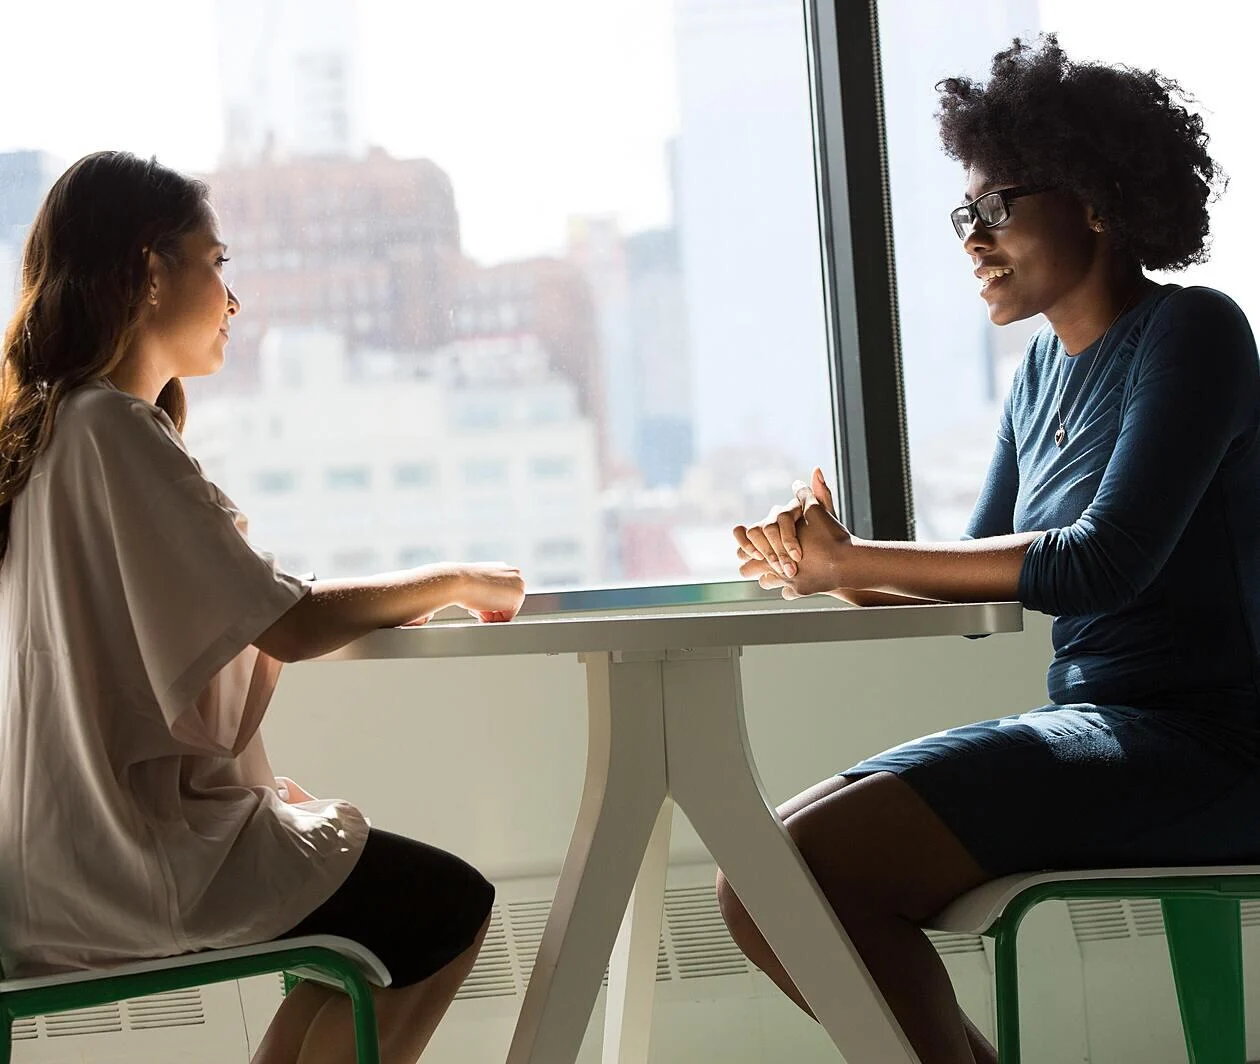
0, 0, 845, 594
880, 0, 1260, 539
16, 3, 1234, 595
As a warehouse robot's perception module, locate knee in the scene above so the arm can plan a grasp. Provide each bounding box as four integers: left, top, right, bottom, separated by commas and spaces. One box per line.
438, 862, 495, 968
467, 867, 496, 925
715, 870, 759, 949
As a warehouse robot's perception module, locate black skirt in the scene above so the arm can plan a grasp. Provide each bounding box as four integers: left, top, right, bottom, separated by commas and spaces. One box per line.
274, 827, 495, 988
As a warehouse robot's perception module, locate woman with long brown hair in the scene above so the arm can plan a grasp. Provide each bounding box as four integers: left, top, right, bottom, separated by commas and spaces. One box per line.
0, 150, 526, 1064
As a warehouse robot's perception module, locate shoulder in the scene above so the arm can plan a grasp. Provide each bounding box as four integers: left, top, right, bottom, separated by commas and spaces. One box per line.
1147, 285, 1255, 343
51, 381, 193, 477
1126, 287, 1260, 423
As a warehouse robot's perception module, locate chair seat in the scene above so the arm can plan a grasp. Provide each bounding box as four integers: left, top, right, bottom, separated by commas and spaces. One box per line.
927, 864, 1260, 936
0, 934, 391, 993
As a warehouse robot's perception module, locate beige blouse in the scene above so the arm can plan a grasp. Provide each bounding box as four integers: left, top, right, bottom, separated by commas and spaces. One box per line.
0, 380, 368, 977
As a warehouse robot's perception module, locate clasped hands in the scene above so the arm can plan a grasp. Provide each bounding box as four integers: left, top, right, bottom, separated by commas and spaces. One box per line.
733, 467, 854, 599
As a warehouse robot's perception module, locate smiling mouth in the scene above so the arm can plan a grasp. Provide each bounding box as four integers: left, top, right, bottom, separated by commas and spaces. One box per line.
979, 267, 1014, 293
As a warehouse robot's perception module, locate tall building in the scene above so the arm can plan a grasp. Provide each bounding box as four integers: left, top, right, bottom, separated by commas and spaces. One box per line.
876, 0, 1040, 537
565, 204, 695, 490
0, 150, 62, 330
216, 0, 365, 164
451, 255, 604, 431
877, 0, 1040, 443
202, 149, 463, 390
565, 216, 635, 472
625, 226, 692, 488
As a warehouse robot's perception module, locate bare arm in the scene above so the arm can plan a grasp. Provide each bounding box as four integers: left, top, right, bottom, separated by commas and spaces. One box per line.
735, 468, 1026, 605
255, 563, 525, 662
843, 533, 1040, 603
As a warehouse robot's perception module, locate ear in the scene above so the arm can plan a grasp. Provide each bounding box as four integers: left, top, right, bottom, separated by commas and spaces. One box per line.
1085, 204, 1106, 235
143, 247, 163, 307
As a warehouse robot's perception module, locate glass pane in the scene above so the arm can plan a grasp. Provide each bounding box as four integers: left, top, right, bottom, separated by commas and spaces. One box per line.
877, 0, 1041, 540
880, 0, 1259, 539
0, 0, 836, 592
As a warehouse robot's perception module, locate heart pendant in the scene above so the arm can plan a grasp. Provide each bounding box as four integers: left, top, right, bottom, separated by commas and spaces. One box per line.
1054, 425, 1067, 447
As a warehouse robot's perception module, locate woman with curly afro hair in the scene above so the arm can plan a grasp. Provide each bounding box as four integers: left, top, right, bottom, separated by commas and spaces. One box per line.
724, 35, 1260, 1063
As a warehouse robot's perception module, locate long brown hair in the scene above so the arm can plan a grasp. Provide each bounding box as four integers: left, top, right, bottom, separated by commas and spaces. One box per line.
0, 151, 210, 562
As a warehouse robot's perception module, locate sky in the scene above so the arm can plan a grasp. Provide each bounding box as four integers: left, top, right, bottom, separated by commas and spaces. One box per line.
1038, 1, 1260, 321
0, 0, 679, 263
1, 0, 1256, 288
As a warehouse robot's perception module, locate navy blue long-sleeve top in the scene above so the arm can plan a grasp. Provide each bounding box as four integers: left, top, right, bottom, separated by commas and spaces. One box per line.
966, 285, 1260, 712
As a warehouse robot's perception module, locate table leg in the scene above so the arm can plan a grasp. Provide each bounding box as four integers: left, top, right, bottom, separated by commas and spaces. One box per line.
602, 797, 673, 1064
662, 648, 921, 1064
506, 652, 669, 1064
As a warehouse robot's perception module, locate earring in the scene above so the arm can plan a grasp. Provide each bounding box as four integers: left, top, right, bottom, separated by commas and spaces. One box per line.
1092, 221, 1105, 233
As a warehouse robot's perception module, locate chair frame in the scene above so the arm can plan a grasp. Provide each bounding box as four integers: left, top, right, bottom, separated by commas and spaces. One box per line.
988, 875, 1257, 1064
0, 940, 382, 1064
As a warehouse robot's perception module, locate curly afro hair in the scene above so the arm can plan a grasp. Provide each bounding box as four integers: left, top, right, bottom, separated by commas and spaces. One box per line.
936, 34, 1225, 271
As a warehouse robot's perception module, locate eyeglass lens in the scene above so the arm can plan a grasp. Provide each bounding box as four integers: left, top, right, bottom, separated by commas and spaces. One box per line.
951, 191, 1008, 239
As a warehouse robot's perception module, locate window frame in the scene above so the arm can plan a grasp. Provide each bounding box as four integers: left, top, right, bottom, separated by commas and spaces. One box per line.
807, 0, 913, 542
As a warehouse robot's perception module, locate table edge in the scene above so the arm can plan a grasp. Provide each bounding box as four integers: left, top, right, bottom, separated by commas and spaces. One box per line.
313, 601, 1025, 662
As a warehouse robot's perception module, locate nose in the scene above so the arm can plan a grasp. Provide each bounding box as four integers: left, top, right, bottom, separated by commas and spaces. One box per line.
226, 285, 241, 316
962, 219, 992, 256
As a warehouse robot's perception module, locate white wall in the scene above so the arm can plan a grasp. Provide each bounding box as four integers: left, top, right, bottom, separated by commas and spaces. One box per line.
255, 609, 1063, 1062
264, 611, 1054, 878
17, 610, 1251, 1061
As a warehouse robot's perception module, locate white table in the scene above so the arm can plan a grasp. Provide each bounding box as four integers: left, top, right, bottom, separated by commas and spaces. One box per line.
321, 600, 1023, 1064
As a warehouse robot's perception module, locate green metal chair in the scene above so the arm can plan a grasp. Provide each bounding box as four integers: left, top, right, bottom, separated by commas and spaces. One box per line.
927, 865, 1260, 1064
0, 934, 389, 1063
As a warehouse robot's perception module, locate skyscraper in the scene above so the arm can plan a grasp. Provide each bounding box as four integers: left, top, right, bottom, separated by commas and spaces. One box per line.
451, 255, 604, 431
877, 0, 1039, 537
202, 149, 463, 392
216, 0, 365, 165
878, 0, 1040, 444
625, 226, 692, 487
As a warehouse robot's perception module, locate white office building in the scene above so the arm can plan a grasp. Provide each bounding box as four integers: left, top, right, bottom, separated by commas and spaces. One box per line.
183, 329, 601, 589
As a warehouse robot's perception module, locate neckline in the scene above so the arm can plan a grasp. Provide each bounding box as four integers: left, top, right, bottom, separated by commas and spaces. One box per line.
1058, 282, 1172, 359
92, 376, 160, 411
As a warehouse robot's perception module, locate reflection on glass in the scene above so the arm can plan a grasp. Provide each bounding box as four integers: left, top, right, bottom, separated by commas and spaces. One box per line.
878, 0, 1042, 541
0, 0, 836, 590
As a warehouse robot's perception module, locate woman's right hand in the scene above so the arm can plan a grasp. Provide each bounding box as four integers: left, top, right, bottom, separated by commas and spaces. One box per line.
449, 563, 527, 623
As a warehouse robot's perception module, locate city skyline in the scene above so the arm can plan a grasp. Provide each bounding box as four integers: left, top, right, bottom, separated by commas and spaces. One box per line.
0, 0, 678, 265
2, 0, 1256, 562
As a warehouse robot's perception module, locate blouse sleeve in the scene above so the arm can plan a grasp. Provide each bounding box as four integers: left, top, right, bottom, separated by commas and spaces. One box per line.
1019, 288, 1260, 616
67, 390, 310, 754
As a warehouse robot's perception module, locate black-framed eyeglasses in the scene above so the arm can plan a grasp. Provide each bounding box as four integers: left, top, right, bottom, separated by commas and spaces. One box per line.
950, 185, 1047, 240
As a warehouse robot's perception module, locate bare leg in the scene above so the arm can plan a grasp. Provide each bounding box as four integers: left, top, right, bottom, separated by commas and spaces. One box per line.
251, 982, 338, 1064
717, 773, 994, 1064
252, 913, 491, 1064
962, 1015, 998, 1064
